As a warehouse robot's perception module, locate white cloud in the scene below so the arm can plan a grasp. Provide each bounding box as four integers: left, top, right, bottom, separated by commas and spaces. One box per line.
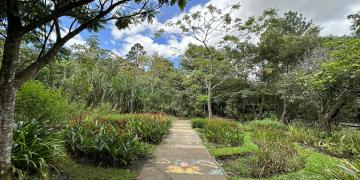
109, 0, 360, 57
50, 27, 86, 47
65, 34, 85, 47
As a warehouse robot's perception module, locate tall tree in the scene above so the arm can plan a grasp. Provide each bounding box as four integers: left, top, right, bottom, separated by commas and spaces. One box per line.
0, 0, 187, 176
126, 43, 146, 113
163, 3, 268, 118
256, 11, 320, 122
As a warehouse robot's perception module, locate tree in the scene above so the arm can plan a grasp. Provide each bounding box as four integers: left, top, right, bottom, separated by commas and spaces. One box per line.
181, 44, 232, 118
0, 0, 187, 176
348, 11, 360, 36
305, 38, 360, 132
163, 3, 268, 118
126, 43, 147, 113
256, 11, 320, 122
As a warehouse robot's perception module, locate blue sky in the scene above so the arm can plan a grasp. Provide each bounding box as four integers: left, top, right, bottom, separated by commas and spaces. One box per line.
65, 0, 360, 58
67, 0, 207, 55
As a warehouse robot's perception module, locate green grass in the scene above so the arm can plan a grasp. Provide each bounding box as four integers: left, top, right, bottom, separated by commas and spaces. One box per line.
209, 132, 258, 157
54, 155, 137, 180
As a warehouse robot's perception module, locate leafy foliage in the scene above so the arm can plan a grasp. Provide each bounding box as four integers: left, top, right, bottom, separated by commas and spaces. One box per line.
64, 120, 149, 167
199, 119, 243, 147
16, 81, 69, 124
191, 118, 208, 128
11, 120, 61, 178
64, 113, 171, 167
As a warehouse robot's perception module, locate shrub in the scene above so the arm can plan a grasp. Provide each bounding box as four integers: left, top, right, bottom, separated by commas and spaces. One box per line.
200, 119, 243, 147
64, 120, 151, 167
252, 139, 304, 178
191, 118, 207, 128
127, 114, 172, 144
16, 81, 69, 124
11, 119, 61, 178
101, 113, 172, 144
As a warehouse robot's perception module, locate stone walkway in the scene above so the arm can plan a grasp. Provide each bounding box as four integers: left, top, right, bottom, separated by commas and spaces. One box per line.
137, 120, 226, 180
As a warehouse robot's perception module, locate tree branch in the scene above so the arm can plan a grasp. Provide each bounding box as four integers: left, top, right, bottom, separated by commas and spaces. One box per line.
21, 0, 96, 34
14, 0, 161, 88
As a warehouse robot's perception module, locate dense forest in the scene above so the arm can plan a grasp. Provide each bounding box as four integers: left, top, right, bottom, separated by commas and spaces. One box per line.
0, 0, 360, 179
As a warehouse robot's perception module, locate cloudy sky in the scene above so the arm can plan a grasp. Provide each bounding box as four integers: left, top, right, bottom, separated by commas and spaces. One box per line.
69, 0, 360, 58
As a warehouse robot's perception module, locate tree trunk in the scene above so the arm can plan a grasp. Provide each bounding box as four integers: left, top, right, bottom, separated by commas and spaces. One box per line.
242, 99, 246, 114
251, 103, 258, 120
259, 96, 264, 119
207, 84, 213, 119
281, 99, 288, 124
130, 87, 135, 113
320, 101, 347, 133
0, 15, 22, 177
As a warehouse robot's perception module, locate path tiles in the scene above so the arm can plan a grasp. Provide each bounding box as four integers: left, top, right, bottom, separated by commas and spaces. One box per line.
137, 120, 226, 180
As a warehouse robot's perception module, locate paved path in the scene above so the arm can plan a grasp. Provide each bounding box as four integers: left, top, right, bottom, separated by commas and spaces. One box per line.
137, 120, 226, 180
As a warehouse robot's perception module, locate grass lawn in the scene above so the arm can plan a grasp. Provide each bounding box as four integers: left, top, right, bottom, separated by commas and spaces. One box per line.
54, 155, 138, 180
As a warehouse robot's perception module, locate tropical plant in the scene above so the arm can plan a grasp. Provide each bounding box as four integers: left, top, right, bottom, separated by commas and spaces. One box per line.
64, 120, 150, 167
11, 119, 61, 178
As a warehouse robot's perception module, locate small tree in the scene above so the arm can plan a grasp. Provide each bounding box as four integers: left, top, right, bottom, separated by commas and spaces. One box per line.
0, 0, 187, 176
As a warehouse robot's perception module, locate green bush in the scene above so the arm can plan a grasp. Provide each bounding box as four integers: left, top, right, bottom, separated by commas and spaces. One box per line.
128, 114, 172, 144
191, 118, 207, 128
11, 119, 61, 178
102, 113, 172, 144
200, 119, 243, 147
16, 81, 69, 124
64, 120, 151, 167
252, 139, 304, 178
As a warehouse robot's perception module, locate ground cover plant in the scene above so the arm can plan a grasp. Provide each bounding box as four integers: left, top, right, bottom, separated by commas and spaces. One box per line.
194, 118, 351, 179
